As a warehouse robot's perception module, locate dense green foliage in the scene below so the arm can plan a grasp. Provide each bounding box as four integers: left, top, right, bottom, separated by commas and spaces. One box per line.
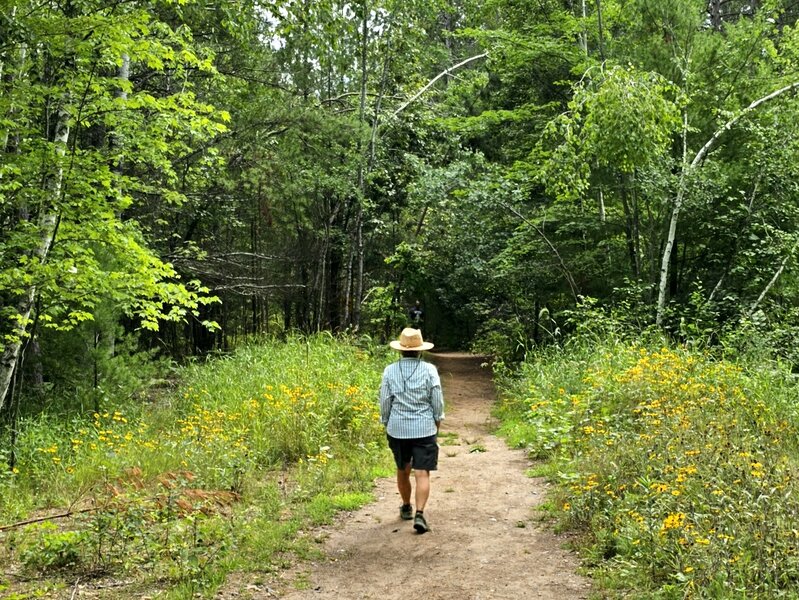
5, 0, 799, 596
496, 327, 799, 598
0, 336, 389, 596
5, 0, 799, 397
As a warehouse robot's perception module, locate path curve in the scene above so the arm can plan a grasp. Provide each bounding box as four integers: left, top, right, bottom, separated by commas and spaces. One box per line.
271, 352, 591, 600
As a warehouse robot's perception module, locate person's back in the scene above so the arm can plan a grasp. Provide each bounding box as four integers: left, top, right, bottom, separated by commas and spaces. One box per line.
379, 328, 444, 534
381, 358, 441, 439
408, 300, 423, 326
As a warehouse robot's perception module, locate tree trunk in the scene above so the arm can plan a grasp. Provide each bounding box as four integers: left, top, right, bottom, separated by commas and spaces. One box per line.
620, 174, 640, 279
656, 81, 799, 325
0, 104, 69, 412
708, 0, 723, 30
578, 0, 588, 54
110, 53, 129, 177
745, 240, 799, 318
595, 0, 606, 62
351, 0, 369, 331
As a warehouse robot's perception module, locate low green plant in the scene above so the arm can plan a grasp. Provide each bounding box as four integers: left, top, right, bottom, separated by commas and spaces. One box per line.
497, 338, 799, 598
0, 334, 390, 597
19, 523, 87, 572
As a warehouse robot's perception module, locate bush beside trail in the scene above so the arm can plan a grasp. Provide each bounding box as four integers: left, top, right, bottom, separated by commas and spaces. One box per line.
0, 335, 391, 598
496, 340, 799, 598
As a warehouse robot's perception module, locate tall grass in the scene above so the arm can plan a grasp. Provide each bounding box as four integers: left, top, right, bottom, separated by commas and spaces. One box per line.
496, 338, 799, 598
0, 335, 392, 597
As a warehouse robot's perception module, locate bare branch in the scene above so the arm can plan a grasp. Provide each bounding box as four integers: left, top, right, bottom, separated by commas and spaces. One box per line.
746, 239, 799, 318
501, 202, 581, 303
392, 52, 488, 117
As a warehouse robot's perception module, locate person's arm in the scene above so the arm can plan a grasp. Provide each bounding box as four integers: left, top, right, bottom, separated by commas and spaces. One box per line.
428, 365, 444, 429
379, 370, 393, 426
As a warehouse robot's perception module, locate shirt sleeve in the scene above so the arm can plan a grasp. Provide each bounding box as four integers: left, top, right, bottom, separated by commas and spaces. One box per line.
379, 367, 393, 425
428, 365, 445, 422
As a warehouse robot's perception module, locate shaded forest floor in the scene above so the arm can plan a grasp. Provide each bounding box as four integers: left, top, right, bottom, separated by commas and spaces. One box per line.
231, 353, 592, 600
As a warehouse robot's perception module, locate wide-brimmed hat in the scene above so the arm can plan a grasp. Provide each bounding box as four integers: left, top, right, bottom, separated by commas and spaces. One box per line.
389, 328, 434, 351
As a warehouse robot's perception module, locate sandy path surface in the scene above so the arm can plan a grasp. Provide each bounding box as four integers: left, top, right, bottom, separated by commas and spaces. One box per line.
266, 352, 591, 600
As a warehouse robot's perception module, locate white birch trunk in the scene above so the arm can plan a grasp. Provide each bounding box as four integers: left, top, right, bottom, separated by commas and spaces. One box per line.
745, 240, 799, 318
580, 0, 588, 55
0, 105, 69, 412
655, 81, 799, 326
1, 18, 25, 153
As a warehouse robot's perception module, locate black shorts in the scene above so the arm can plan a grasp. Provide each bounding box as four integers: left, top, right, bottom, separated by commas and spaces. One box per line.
387, 434, 439, 471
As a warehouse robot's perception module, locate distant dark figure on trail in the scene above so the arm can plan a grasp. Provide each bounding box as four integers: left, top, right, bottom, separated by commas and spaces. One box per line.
408, 300, 423, 327
379, 328, 444, 534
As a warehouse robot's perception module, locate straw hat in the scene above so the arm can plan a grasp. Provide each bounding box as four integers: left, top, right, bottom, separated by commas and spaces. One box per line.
389, 328, 434, 351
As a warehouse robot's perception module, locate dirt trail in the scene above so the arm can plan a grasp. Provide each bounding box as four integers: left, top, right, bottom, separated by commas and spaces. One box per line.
269, 352, 591, 600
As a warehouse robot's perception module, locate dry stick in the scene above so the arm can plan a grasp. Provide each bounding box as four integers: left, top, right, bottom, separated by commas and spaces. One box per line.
69, 577, 81, 600
392, 52, 488, 117
0, 507, 101, 533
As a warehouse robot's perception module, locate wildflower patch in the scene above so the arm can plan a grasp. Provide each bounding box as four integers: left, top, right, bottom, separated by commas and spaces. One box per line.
498, 343, 799, 597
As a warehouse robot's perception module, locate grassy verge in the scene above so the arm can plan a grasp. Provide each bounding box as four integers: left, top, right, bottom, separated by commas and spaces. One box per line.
495, 338, 799, 599
0, 334, 393, 599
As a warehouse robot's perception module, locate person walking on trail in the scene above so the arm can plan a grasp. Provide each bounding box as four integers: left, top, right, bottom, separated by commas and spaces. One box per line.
408, 300, 423, 327
379, 328, 444, 534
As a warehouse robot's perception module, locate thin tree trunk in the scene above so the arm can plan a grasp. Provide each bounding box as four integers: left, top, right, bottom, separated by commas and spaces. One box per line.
353, 213, 364, 330
620, 174, 640, 279
351, 0, 370, 330
343, 245, 355, 327
0, 104, 70, 412
110, 53, 129, 177
656, 80, 799, 325
656, 110, 688, 326
745, 240, 799, 318
595, 0, 606, 62
580, 0, 588, 54
1, 36, 26, 153
315, 229, 328, 332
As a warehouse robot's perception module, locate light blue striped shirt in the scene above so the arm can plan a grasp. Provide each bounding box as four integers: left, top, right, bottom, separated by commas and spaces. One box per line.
379, 357, 445, 439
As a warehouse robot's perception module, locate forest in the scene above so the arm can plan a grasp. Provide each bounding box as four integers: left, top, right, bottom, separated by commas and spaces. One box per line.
4, 0, 799, 597
4, 0, 799, 407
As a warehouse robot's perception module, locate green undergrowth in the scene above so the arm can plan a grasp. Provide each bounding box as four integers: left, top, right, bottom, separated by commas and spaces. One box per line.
495, 337, 799, 599
0, 334, 393, 598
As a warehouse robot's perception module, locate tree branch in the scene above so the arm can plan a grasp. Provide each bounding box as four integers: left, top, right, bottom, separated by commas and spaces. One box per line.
501, 202, 581, 303
392, 52, 488, 117
693, 81, 799, 170
745, 239, 799, 318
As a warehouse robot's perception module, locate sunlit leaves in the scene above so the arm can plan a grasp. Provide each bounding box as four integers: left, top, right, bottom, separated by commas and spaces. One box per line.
538, 65, 683, 202
0, 0, 227, 348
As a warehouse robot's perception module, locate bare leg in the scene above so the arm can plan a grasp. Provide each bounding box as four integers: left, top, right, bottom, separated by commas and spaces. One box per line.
414, 469, 430, 511
397, 464, 412, 505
